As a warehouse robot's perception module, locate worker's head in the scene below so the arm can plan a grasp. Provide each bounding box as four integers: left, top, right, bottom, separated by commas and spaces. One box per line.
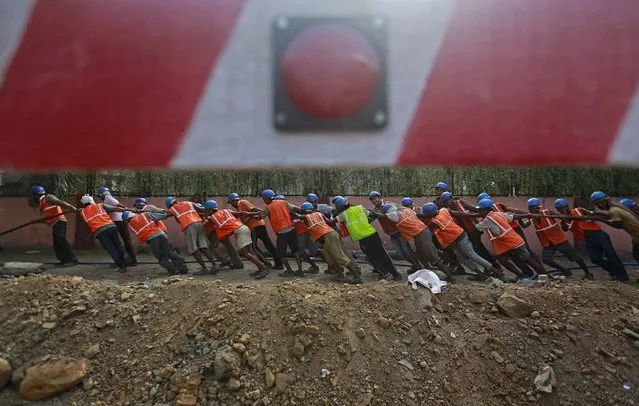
591, 191, 609, 210
527, 197, 542, 214
300, 202, 314, 214
204, 199, 218, 215
306, 193, 319, 209
227, 192, 240, 208
133, 197, 147, 210
368, 191, 383, 208
332, 196, 348, 212
81, 195, 95, 206
401, 197, 413, 209
274, 195, 286, 201
381, 203, 395, 214
165, 196, 177, 209
421, 202, 439, 218
121, 211, 135, 223
29, 186, 46, 207
261, 189, 275, 204
434, 182, 448, 196
554, 198, 570, 214
439, 192, 453, 209
477, 198, 494, 216
97, 187, 110, 201
619, 198, 635, 209
477, 192, 491, 202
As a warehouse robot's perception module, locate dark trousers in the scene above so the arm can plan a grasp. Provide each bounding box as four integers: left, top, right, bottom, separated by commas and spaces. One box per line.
359, 233, 398, 276
51, 221, 77, 263
252, 225, 280, 265
97, 227, 126, 268
149, 235, 187, 274
585, 230, 628, 280
511, 226, 535, 276
115, 221, 137, 262
467, 229, 497, 265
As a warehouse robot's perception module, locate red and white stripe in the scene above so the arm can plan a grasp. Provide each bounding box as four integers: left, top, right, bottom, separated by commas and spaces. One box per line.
0, 0, 638, 169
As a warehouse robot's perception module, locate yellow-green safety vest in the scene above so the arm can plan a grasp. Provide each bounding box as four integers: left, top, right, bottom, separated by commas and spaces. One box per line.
342, 205, 377, 241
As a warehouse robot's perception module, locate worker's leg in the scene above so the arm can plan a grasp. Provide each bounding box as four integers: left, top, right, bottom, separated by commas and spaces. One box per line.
467, 229, 501, 269
276, 230, 295, 275
221, 237, 244, 268
513, 226, 536, 275
512, 245, 547, 275
164, 236, 188, 274
254, 225, 280, 268
453, 234, 498, 272
115, 220, 137, 264
97, 227, 127, 271
148, 235, 177, 274
324, 231, 362, 283
495, 255, 524, 278
209, 233, 232, 266
541, 245, 570, 273
52, 220, 78, 264
589, 231, 628, 280
555, 241, 593, 279
363, 233, 399, 279
414, 230, 453, 281
391, 232, 422, 272
297, 233, 319, 273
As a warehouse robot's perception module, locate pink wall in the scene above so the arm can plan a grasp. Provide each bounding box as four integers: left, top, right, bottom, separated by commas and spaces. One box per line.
0, 196, 634, 258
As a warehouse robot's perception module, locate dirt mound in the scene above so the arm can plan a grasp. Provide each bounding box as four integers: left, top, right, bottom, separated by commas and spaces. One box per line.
0, 275, 638, 405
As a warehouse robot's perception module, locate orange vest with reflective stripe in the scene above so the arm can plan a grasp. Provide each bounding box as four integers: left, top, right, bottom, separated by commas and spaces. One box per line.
209, 210, 242, 240
567, 208, 600, 241
80, 204, 113, 234
493, 203, 520, 229
237, 200, 265, 230
431, 208, 464, 249
39, 195, 65, 225
294, 219, 309, 235
396, 209, 427, 241
531, 209, 568, 247
268, 200, 294, 233
169, 201, 202, 231
305, 212, 334, 242
128, 213, 163, 244
157, 220, 168, 233
486, 212, 525, 255
338, 222, 350, 238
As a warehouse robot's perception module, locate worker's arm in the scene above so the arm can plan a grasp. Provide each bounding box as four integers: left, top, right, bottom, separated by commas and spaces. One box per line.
232, 210, 261, 218
502, 205, 527, 215
46, 194, 77, 211
560, 219, 570, 232
103, 204, 135, 213
459, 199, 479, 213
192, 203, 206, 213
147, 211, 170, 221
258, 206, 270, 219
448, 210, 479, 218
373, 211, 400, 223
285, 201, 302, 214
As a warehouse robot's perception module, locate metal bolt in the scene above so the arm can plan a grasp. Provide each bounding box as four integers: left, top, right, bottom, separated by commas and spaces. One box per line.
276, 16, 289, 30
373, 111, 386, 125
275, 113, 287, 124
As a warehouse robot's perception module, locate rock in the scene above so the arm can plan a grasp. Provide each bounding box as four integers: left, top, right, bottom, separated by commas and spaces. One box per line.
622, 328, 639, 340
433, 335, 444, 344
491, 351, 505, 364
247, 389, 261, 400
487, 277, 504, 288
290, 324, 320, 335
291, 340, 305, 359
398, 359, 414, 371
11, 365, 27, 385
552, 349, 564, 358
419, 361, 428, 369
213, 346, 241, 381
531, 311, 541, 318
408, 391, 416, 399
120, 292, 131, 301
42, 322, 56, 329
84, 344, 100, 359
0, 358, 12, 389
377, 317, 391, 328
356, 393, 374, 406
175, 393, 197, 406
497, 294, 533, 318
293, 389, 306, 400
419, 289, 433, 309
0, 262, 46, 276
264, 368, 275, 388
232, 343, 246, 354
61, 305, 87, 320
275, 373, 295, 394
226, 378, 241, 391
468, 290, 490, 305
355, 328, 366, 338
473, 334, 489, 350
238, 334, 251, 344
20, 359, 89, 401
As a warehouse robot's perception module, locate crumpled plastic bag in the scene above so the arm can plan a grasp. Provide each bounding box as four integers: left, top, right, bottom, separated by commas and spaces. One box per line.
534, 365, 556, 393
407, 269, 447, 293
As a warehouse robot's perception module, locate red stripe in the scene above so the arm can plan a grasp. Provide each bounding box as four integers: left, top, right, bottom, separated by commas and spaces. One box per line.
0, 0, 244, 169
397, 0, 639, 166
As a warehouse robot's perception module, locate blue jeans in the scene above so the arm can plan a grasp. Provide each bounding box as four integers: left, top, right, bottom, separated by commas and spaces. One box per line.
584, 230, 627, 280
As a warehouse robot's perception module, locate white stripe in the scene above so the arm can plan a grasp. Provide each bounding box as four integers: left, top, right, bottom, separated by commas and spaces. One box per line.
0, 0, 35, 87
172, 0, 456, 167
608, 85, 639, 163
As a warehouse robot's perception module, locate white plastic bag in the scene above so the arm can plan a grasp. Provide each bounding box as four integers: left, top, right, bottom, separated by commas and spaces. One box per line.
407, 269, 447, 293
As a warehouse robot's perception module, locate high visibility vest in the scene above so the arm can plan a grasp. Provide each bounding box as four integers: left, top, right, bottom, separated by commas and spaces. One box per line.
431, 208, 464, 249
493, 202, 520, 229
237, 199, 265, 230
169, 201, 202, 231
157, 220, 168, 233
268, 200, 294, 234
209, 209, 243, 240
566, 208, 601, 241
395, 209, 427, 241
531, 209, 568, 248
294, 219, 309, 235
80, 204, 113, 234
342, 205, 377, 241
128, 213, 163, 244
485, 212, 525, 255
452, 200, 477, 231
39, 195, 65, 225
305, 212, 334, 242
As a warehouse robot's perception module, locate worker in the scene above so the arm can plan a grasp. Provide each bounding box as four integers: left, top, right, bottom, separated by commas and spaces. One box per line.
591, 191, 639, 264
78, 195, 132, 273
293, 215, 320, 273
97, 187, 137, 265
165, 196, 218, 274
475, 199, 548, 277
524, 198, 593, 279
333, 196, 401, 281
371, 202, 454, 282
258, 189, 304, 277
204, 200, 270, 279
619, 198, 639, 217
133, 198, 169, 232
121, 211, 188, 275
432, 182, 449, 207
297, 202, 362, 284
306, 193, 334, 218
29, 186, 79, 267
419, 203, 503, 281
202, 207, 244, 270
401, 197, 415, 210
555, 198, 628, 281
274, 195, 286, 200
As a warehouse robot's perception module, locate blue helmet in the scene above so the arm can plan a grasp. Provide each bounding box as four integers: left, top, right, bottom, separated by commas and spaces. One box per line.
527, 198, 541, 208
477, 199, 494, 209
300, 202, 314, 212
477, 192, 491, 202
382, 203, 394, 213
368, 191, 382, 199
332, 196, 347, 210
97, 187, 110, 196
306, 193, 318, 203
227, 192, 240, 203
204, 200, 218, 210
30, 186, 45, 195
440, 192, 453, 201
591, 191, 607, 202
134, 197, 147, 206
421, 202, 438, 216
274, 195, 286, 200
401, 197, 413, 207
121, 211, 133, 222
554, 198, 569, 209
261, 189, 275, 199
619, 198, 635, 208
165, 196, 176, 208
435, 182, 448, 190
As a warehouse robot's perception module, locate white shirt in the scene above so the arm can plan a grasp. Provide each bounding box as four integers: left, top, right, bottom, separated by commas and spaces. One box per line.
103, 194, 123, 221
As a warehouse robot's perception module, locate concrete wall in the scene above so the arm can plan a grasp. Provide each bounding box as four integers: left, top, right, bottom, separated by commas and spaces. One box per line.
0, 196, 634, 257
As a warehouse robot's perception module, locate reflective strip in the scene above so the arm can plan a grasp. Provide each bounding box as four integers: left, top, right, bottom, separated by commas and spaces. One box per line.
344, 207, 368, 227
171, 203, 197, 218
81, 205, 107, 223
486, 212, 513, 240
397, 210, 417, 227
131, 214, 155, 236
533, 210, 560, 232
212, 210, 235, 227
431, 217, 453, 234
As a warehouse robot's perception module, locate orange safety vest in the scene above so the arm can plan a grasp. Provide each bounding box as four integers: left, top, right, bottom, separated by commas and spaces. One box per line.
567, 207, 601, 241
39, 195, 66, 225
338, 222, 350, 238
294, 219, 309, 235
80, 204, 113, 234
452, 200, 477, 231
157, 220, 168, 233
305, 212, 334, 242
209, 209, 243, 240
128, 213, 163, 244
431, 208, 464, 249
493, 202, 520, 229
395, 209, 427, 241
169, 201, 202, 231
531, 209, 568, 247
237, 200, 266, 230
268, 200, 294, 234
486, 212, 525, 255
375, 202, 399, 234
